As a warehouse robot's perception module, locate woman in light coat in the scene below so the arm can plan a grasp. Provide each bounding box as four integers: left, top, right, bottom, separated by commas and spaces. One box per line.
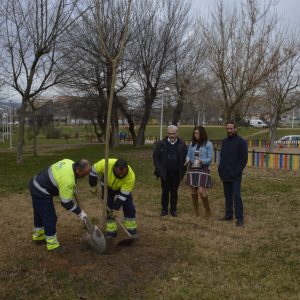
185, 126, 213, 217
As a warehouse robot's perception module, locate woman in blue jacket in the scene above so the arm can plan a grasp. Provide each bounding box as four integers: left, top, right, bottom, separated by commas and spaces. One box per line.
185, 126, 213, 217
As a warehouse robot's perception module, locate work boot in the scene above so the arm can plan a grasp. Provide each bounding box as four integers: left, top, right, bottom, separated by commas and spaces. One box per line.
201, 196, 211, 218
32, 228, 46, 245
192, 194, 199, 217
46, 234, 60, 251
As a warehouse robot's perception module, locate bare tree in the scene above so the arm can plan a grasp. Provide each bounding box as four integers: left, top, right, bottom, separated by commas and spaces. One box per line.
0, 0, 83, 163
27, 99, 54, 156
60, 0, 136, 145
171, 23, 207, 125
262, 43, 300, 151
95, 0, 132, 221
131, 0, 191, 145
201, 0, 286, 123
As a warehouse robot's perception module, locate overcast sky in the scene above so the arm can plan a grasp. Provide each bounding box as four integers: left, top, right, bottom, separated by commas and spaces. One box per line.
190, 0, 300, 26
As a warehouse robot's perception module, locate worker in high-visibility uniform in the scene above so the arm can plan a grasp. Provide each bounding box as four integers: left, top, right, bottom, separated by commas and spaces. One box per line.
29, 159, 91, 252
89, 158, 137, 238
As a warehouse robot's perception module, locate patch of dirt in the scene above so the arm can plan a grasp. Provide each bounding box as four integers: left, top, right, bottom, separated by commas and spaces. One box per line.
0, 192, 177, 289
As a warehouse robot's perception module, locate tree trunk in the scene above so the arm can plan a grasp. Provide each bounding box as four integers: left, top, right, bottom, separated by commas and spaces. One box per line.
268, 114, 280, 152
16, 101, 27, 164
117, 103, 136, 145
172, 94, 184, 126
103, 60, 117, 221
110, 102, 119, 148
116, 95, 136, 145
136, 101, 152, 146
225, 106, 234, 121
33, 110, 37, 156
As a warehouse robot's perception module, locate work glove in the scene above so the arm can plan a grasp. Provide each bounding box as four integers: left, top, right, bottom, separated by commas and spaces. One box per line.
114, 199, 122, 210
78, 210, 87, 221
112, 194, 122, 210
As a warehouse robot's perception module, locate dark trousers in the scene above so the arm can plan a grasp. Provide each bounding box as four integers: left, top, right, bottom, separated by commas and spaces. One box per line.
161, 173, 180, 213
223, 177, 244, 221
30, 179, 57, 236
107, 188, 136, 219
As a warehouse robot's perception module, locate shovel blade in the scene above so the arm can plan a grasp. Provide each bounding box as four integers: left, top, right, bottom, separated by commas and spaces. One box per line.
85, 225, 107, 253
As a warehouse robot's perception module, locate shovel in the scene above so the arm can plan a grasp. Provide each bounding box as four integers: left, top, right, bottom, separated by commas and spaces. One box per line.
93, 191, 136, 246
74, 193, 106, 254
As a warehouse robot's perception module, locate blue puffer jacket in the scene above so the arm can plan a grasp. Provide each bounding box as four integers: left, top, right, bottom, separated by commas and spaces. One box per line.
186, 141, 213, 166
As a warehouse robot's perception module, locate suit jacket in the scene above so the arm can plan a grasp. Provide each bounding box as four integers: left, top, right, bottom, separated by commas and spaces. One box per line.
153, 137, 187, 181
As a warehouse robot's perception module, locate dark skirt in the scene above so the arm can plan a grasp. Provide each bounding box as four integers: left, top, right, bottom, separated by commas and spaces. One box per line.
186, 165, 212, 188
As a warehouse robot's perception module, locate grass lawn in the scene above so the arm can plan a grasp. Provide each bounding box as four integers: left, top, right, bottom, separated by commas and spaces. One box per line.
2, 125, 300, 150
0, 125, 95, 149
0, 144, 299, 299
145, 125, 263, 140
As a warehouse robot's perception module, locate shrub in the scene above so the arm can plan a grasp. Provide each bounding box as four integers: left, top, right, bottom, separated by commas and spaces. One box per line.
44, 127, 62, 139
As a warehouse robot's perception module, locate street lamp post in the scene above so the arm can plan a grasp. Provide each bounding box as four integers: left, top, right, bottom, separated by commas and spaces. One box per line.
9, 109, 12, 149
160, 87, 170, 140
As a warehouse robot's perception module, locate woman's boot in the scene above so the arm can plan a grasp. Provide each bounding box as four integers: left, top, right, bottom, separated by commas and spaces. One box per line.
201, 196, 211, 218
192, 193, 199, 216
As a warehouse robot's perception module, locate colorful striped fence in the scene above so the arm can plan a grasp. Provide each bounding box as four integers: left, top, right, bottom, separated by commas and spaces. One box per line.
210, 139, 300, 150
212, 148, 300, 171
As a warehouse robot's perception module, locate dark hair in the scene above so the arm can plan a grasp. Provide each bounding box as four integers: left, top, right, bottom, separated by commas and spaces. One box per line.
191, 126, 208, 146
114, 159, 128, 170
225, 120, 237, 128
73, 159, 90, 171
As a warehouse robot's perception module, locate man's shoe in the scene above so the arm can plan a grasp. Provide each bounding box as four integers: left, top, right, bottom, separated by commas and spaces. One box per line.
236, 219, 244, 227
160, 210, 168, 216
170, 211, 177, 217
218, 216, 233, 221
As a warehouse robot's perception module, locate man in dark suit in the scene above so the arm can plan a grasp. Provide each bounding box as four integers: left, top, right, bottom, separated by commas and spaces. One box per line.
218, 121, 248, 226
153, 125, 187, 217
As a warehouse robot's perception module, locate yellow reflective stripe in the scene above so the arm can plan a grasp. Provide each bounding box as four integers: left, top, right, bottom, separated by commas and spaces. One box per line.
46, 234, 59, 250
106, 220, 117, 233
123, 219, 137, 230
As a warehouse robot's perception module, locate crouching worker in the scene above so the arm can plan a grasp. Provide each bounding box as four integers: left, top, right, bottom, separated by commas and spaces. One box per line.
29, 159, 91, 252
89, 158, 137, 239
